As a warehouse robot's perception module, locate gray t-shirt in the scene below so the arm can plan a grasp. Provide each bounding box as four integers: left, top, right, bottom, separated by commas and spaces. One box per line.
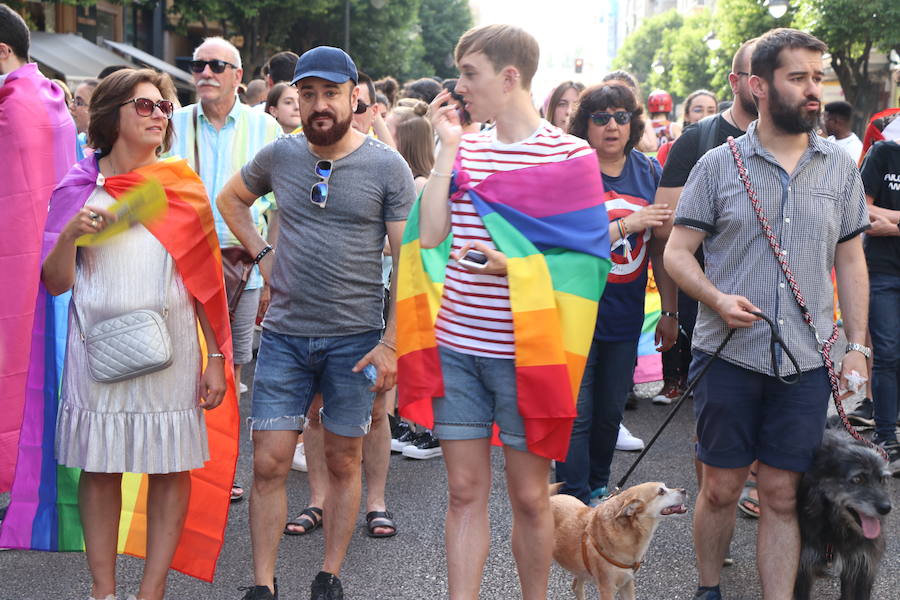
241, 133, 415, 336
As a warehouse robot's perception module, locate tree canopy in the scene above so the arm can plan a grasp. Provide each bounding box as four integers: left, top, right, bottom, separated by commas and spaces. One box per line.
613, 0, 899, 131
167, 0, 471, 81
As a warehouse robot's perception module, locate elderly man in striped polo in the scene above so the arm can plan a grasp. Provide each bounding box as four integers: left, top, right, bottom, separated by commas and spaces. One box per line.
666, 28, 870, 600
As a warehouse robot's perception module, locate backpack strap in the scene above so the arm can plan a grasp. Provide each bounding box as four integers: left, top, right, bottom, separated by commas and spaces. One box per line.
696, 114, 721, 160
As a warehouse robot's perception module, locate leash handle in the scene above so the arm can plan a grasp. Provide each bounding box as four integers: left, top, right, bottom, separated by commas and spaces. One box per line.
726, 138, 888, 463
748, 310, 801, 385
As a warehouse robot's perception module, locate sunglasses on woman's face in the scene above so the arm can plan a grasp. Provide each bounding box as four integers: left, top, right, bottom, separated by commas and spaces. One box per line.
189, 59, 239, 74
589, 110, 633, 126
119, 97, 175, 119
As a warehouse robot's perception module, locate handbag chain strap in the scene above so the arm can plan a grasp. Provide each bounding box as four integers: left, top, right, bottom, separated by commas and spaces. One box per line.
725, 136, 887, 461
71, 242, 174, 340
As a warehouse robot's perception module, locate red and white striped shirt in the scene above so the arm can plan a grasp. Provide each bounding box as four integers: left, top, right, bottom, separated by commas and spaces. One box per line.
434, 122, 593, 358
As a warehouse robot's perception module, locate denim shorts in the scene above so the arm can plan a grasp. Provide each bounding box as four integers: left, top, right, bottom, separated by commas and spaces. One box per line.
250, 329, 381, 438
432, 346, 528, 452
690, 350, 830, 472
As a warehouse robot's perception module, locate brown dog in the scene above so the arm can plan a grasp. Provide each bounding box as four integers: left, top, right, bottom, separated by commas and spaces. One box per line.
549, 482, 688, 599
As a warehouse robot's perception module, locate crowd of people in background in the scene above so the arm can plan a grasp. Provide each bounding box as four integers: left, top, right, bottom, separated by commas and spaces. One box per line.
3, 2, 900, 599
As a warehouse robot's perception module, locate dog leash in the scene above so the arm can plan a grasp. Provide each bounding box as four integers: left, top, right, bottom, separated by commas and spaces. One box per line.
613, 310, 800, 493
726, 137, 888, 463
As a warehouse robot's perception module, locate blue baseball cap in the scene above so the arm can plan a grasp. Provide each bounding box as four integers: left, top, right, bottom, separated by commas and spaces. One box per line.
291, 46, 358, 86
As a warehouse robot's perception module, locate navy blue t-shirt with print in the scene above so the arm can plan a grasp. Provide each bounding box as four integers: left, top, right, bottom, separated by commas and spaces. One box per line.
860, 141, 900, 275
594, 148, 662, 342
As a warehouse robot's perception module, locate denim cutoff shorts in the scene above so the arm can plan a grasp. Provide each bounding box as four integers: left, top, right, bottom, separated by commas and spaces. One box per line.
250, 329, 381, 438
432, 345, 528, 452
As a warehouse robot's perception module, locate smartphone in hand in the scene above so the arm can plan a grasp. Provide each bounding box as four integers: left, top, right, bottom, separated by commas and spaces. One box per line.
458, 250, 488, 270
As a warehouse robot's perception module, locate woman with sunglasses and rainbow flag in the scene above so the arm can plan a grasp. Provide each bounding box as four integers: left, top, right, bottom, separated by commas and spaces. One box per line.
0, 69, 239, 600
555, 80, 678, 505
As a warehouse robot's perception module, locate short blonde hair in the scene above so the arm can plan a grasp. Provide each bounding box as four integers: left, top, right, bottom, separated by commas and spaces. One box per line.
454, 24, 539, 90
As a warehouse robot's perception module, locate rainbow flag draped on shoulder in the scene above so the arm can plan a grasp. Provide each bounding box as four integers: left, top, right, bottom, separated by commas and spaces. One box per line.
0, 156, 239, 582
0, 64, 76, 492
397, 154, 611, 461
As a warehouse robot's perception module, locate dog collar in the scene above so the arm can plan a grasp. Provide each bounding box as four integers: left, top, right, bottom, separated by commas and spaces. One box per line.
581, 531, 643, 574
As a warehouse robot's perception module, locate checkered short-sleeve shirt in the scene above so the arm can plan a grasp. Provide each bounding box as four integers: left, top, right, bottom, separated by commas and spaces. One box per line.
674, 121, 869, 376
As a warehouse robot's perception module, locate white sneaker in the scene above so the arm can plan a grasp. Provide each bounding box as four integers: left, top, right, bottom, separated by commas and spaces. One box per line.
291, 442, 307, 472
616, 424, 644, 452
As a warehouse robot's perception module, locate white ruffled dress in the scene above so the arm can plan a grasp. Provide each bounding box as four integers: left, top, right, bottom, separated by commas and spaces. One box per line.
55, 187, 209, 474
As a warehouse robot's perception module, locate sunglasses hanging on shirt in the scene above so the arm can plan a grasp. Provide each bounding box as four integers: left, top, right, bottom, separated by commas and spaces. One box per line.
310, 160, 333, 208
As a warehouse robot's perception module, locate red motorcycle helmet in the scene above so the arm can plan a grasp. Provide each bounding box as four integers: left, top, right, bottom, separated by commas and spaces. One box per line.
648, 89, 673, 114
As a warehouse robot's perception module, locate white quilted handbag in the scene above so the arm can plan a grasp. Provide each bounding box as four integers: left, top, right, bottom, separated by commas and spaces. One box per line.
73, 255, 174, 383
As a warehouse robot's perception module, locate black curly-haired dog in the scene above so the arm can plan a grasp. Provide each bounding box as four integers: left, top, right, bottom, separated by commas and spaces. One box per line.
795, 430, 892, 600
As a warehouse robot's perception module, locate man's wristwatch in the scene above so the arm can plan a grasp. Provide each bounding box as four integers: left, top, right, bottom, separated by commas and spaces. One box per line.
845, 343, 871, 359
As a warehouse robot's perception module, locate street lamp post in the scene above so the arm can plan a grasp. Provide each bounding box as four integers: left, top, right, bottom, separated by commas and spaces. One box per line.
344, 0, 351, 52
765, 0, 789, 19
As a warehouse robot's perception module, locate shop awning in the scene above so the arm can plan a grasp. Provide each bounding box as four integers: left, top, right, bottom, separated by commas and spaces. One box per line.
29, 32, 135, 85
102, 40, 194, 86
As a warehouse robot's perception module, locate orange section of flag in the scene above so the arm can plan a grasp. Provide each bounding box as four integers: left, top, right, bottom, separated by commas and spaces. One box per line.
101, 159, 238, 582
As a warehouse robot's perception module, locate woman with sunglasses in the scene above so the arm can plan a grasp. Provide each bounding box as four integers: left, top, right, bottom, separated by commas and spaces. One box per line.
658, 89, 719, 166
265, 82, 302, 134
40, 69, 236, 600
554, 81, 678, 505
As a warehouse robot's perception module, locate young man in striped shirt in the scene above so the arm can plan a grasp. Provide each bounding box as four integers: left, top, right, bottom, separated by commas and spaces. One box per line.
419, 24, 596, 599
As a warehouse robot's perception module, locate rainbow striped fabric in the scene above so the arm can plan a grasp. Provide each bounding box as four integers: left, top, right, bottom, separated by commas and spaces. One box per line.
0, 64, 76, 492
0, 157, 238, 582
635, 267, 663, 384
397, 154, 612, 460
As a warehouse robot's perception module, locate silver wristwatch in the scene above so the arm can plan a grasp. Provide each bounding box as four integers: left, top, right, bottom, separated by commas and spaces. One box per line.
845, 343, 871, 359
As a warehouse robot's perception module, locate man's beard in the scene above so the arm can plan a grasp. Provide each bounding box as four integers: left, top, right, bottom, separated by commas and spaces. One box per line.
769, 82, 819, 134
304, 110, 352, 146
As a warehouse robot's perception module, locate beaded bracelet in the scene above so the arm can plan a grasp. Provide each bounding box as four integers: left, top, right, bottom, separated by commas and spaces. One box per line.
207, 352, 226, 359
660, 311, 679, 319
254, 245, 274, 264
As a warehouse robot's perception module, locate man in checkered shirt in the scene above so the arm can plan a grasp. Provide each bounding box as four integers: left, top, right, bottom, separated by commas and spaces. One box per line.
665, 29, 870, 600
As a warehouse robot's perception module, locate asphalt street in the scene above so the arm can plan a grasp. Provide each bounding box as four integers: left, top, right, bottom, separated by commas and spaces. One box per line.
2, 376, 899, 600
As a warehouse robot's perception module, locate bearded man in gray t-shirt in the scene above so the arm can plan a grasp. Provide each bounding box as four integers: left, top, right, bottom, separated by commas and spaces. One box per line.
217, 46, 415, 600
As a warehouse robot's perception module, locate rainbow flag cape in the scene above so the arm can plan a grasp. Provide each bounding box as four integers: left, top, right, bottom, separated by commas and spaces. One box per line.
0, 156, 239, 582
397, 155, 612, 461
0, 63, 76, 492
634, 266, 663, 384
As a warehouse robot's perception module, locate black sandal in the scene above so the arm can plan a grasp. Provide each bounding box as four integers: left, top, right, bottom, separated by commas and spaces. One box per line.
365, 510, 397, 538
284, 506, 323, 536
